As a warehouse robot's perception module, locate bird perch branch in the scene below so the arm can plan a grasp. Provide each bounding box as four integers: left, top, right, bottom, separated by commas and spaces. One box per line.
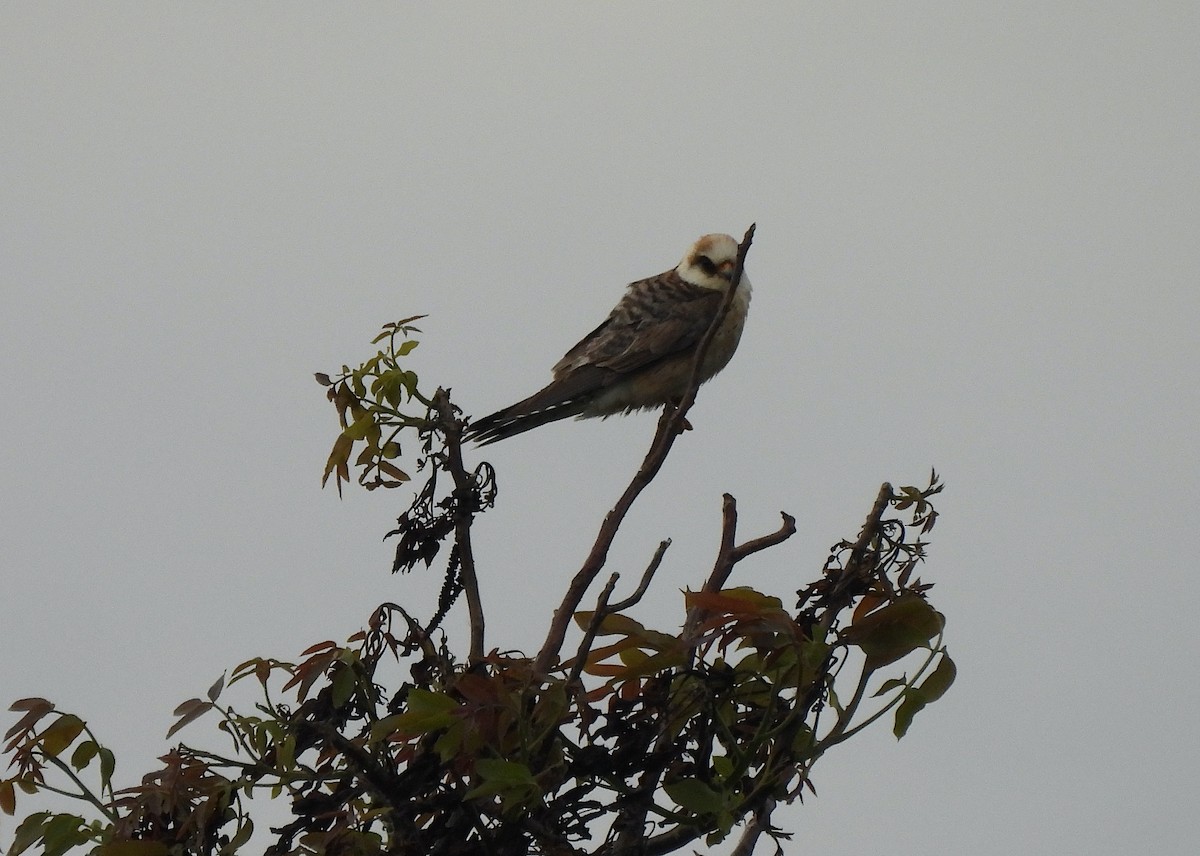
533, 224, 757, 676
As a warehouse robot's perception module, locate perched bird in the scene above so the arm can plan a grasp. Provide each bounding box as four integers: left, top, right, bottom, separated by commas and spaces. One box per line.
466, 233, 751, 445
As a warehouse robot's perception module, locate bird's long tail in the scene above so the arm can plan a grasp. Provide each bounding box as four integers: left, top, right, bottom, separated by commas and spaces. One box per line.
465, 398, 590, 445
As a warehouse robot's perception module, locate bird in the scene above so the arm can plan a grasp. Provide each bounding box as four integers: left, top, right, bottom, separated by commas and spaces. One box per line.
465, 233, 751, 445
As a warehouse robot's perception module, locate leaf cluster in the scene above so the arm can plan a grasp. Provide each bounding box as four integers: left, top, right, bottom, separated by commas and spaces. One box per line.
318, 317, 431, 496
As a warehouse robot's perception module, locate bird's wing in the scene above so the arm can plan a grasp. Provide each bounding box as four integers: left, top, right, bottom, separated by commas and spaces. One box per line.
466, 271, 723, 445
552, 271, 723, 378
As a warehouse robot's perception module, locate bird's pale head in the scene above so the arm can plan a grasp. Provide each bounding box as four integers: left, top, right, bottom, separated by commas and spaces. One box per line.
676, 233, 741, 289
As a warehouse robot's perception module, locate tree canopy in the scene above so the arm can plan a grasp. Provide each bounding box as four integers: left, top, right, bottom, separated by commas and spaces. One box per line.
3, 230, 954, 855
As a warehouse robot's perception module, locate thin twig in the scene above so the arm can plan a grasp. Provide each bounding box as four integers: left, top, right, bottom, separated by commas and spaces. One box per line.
566, 538, 671, 687
534, 225, 756, 676
608, 539, 672, 613
730, 511, 798, 565
566, 573, 621, 689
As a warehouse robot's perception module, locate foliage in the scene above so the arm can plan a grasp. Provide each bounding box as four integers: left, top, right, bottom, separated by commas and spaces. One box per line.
3, 231, 955, 855
316, 315, 432, 496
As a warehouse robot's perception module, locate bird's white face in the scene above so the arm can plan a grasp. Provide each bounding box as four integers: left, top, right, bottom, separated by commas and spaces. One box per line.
676, 233, 742, 289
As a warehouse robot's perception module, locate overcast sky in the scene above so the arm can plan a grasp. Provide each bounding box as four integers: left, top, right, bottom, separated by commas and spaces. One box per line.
3, 4, 1198, 854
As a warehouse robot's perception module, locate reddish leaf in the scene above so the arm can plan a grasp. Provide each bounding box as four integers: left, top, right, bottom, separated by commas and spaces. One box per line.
8, 698, 53, 713
166, 700, 213, 739
4, 699, 55, 742
377, 460, 410, 482
852, 593, 885, 624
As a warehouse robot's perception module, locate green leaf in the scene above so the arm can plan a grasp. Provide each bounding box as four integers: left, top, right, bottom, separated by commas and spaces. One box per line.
917, 653, 957, 703
873, 676, 908, 697
345, 414, 376, 441
39, 715, 85, 757
368, 714, 405, 743
330, 665, 357, 709
894, 653, 957, 739
664, 778, 725, 815
69, 740, 98, 771
38, 812, 89, 856
396, 340, 419, 357
225, 818, 255, 852
433, 722, 464, 763
893, 689, 926, 739
711, 756, 734, 780
389, 690, 458, 736
398, 369, 419, 398
843, 596, 944, 669
0, 779, 15, 816
465, 759, 539, 805
275, 734, 296, 771
826, 682, 842, 714
321, 431, 354, 491
98, 747, 116, 789
9, 811, 50, 856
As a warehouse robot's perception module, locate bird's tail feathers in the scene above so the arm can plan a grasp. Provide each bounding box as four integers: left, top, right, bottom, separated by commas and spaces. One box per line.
466, 398, 589, 445
464, 367, 611, 445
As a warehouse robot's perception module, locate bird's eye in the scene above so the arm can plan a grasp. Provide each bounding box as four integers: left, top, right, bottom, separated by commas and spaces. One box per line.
695, 255, 718, 275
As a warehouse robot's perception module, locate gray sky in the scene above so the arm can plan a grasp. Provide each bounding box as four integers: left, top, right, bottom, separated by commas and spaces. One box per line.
3, 3, 1198, 853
